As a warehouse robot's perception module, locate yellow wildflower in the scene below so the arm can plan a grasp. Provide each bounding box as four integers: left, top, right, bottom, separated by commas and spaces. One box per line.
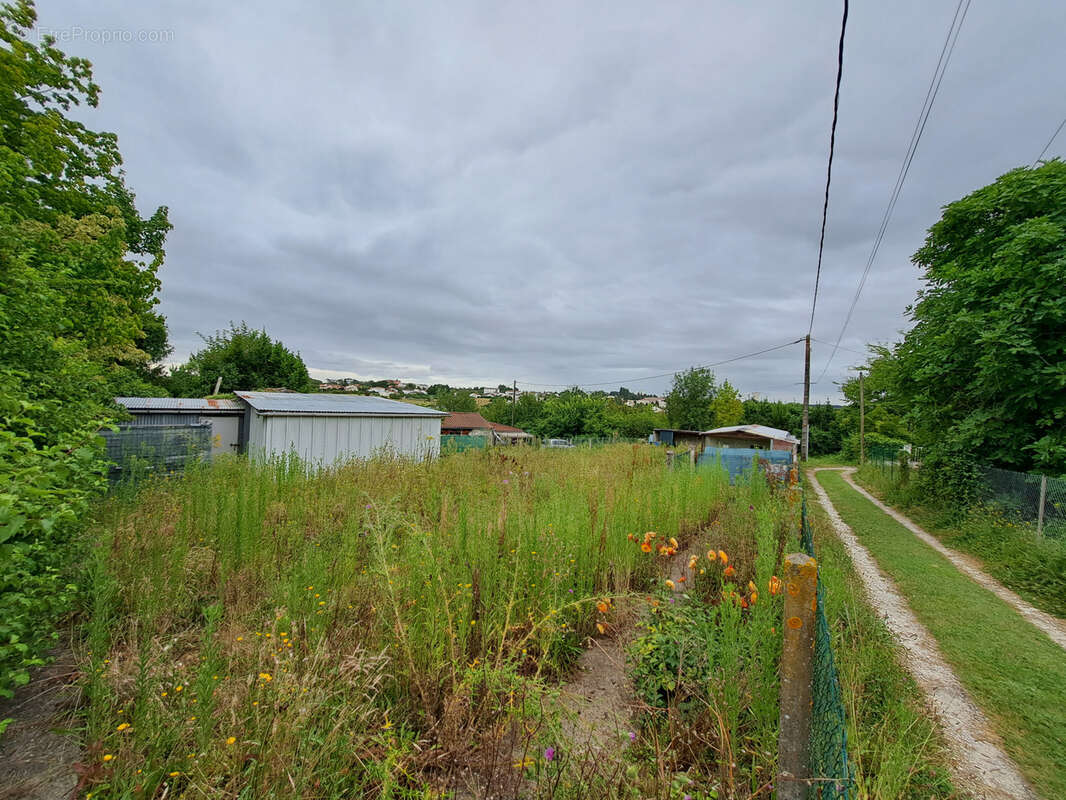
258, 672, 272, 682
102, 753, 114, 762
116, 723, 130, 732
226, 736, 236, 745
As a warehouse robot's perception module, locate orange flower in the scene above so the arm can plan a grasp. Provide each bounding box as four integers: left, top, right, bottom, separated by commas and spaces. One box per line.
739, 596, 749, 609
596, 622, 606, 635
749, 590, 758, 604
768, 576, 782, 595
678, 575, 686, 583
747, 581, 757, 594
707, 550, 717, 562
641, 542, 652, 553
723, 565, 736, 578
669, 537, 679, 549
627, 533, 634, 541
718, 550, 729, 565
664, 579, 675, 590
688, 555, 699, 570
596, 600, 610, 614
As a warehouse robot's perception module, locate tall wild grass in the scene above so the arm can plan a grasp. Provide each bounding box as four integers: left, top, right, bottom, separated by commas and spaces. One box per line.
79, 445, 732, 797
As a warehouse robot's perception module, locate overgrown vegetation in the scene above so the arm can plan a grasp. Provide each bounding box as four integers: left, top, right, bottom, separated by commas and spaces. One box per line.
0, 0, 170, 697
80, 447, 741, 797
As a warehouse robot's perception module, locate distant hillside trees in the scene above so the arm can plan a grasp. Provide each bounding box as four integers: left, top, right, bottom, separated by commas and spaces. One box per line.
168, 323, 313, 395
434, 388, 477, 412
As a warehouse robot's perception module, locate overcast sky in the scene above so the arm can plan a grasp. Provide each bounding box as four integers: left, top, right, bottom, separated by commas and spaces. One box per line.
33, 0, 1066, 400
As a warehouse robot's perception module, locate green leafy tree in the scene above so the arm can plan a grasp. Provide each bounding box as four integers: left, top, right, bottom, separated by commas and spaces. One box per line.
0, 1, 171, 696
168, 323, 313, 395
665, 367, 716, 430
709, 380, 743, 428
434, 388, 477, 412
897, 161, 1066, 473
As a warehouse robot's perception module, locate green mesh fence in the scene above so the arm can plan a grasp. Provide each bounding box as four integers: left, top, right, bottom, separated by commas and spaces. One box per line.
800, 494, 853, 798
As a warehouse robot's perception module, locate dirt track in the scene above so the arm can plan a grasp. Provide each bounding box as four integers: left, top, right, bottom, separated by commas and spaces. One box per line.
809, 468, 1036, 800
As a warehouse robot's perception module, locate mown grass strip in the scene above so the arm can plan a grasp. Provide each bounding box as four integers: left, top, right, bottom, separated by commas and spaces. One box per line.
804, 481, 957, 800
852, 465, 1066, 618
817, 469, 1066, 799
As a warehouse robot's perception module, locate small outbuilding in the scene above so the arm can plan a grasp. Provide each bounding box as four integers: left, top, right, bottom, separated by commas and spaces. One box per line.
700, 425, 799, 458
440, 412, 495, 437
488, 421, 534, 445
650, 429, 704, 450
116, 396, 245, 458
236, 391, 446, 463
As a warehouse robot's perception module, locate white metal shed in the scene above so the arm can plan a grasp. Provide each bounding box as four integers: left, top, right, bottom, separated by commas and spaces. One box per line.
235, 391, 446, 464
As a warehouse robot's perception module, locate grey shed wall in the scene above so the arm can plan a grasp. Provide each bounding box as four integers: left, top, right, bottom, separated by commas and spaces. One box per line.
246, 413, 441, 464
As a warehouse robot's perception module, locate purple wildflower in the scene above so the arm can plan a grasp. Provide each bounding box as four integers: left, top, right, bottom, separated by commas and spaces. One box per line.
749, 504, 754, 511
544, 746, 556, 762
628, 731, 636, 742
502, 479, 510, 484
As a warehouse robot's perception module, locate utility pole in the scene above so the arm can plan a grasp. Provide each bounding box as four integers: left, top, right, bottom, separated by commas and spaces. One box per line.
511, 380, 517, 427
859, 371, 866, 465
801, 335, 811, 461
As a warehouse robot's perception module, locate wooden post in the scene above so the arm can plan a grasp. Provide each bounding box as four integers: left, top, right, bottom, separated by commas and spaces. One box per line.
666, 449, 675, 470
859, 371, 865, 466
689, 447, 697, 469
1038, 475, 1048, 537
802, 335, 811, 462
779, 552, 818, 800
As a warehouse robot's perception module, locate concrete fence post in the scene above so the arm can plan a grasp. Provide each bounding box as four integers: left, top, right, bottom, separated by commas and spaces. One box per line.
666, 449, 675, 470
1038, 475, 1048, 538
779, 552, 818, 800
689, 448, 697, 469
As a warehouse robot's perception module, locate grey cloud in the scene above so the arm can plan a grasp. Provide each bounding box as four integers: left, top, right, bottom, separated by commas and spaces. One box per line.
33, 0, 1066, 398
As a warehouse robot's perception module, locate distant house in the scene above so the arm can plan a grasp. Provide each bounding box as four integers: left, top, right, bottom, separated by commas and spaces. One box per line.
700, 425, 799, 457
488, 421, 533, 445
441, 412, 494, 436
636, 396, 667, 410
650, 429, 704, 449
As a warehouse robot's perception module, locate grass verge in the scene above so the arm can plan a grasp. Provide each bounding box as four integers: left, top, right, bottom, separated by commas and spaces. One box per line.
853, 465, 1066, 618
803, 476, 958, 800
817, 469, 1066, 799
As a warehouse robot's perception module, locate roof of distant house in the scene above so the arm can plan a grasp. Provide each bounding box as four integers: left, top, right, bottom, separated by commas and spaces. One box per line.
441, 412, 493, 430
488, 421, 529, 434
235, 391, 446, 417
701, 424, 800, 444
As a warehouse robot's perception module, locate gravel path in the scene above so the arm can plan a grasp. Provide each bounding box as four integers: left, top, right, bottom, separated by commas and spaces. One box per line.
840, 468, 1066, 651
809, 468, 1036, 800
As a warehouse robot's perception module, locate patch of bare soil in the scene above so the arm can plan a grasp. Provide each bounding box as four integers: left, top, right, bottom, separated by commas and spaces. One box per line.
554, 539, 702, 765
809, 468, 1036, 800
0, 649, 81, 800
840, 468, 1066, 651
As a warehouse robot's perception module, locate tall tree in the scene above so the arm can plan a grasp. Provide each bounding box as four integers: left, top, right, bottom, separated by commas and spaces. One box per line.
168, 323, 313, 395
435, 388, 477, 412
897, 161, 1066, 473
709, 379, 743, 428
0, 1, 171, 696
665, 367, 716, 430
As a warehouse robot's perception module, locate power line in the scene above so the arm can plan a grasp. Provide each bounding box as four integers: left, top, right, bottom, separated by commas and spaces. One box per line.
807, 0, 849, 336
815, 0, 971, 384
1032, 115, 1066, 167
810, 337, 866, 357
515, 338, 805, 389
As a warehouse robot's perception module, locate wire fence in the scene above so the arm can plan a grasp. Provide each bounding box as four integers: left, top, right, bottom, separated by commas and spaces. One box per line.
985, 467, 1066, 538
100, 423, 211, 484
800, 493, 853, 798
865, 455, 1066, 539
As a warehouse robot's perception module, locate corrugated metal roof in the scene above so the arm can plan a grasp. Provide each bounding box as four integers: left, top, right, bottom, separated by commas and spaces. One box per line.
235, 391, 447, 417
701, 424, 800, 444
116, 397, 244, 412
